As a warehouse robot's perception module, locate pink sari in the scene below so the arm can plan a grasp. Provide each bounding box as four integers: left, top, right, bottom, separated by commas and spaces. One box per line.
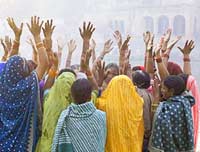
187, 75, 200, 151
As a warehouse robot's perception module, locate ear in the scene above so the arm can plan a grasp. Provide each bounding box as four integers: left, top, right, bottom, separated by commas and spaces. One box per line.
169, 88, 175, 96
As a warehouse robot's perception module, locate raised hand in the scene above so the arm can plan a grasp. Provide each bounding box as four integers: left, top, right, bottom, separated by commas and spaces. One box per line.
163, 29, 172, 43
4, 36, 12, 51
7, 17, 23, 41
0, 38, 9, 56
67, 39, 77, 55
42, 19, 55, 39
102, 39, 113, 55
167, 36, 181, 51
178, 40, 195, 55
27, 16, 44, 40
146, 32, 154, 52
120, 35, 131, 55
113, 30, 122, 49
81, 48, 92, 72
79, 22, 95, 41
143, 31, 151, 46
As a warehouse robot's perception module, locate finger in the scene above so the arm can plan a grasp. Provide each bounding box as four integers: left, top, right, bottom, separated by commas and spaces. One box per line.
26, 23, 31, 31
31, 16, 33, 26
83, 22, 86, 32
79, 28, 83, 36
87, 22, 91, 31
20, 23, 23, 30
50, 19, 53, 27
39, 20, 44, 29
52, 25, 56, 32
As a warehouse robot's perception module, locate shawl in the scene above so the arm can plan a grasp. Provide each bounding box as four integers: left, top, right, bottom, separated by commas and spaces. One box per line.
149, 95, 195, 152
52, 102, 106, 152
96, 75, 144, 152
36, 72, 75, 152
187, 75, 200, 151
0, 56, 39, 152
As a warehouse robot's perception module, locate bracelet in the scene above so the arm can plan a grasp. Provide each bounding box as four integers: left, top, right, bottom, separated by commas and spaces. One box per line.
48, 68, 58, 78
183, 57, 190, 62
155, 58, 162, 63
36, 42, 44, 49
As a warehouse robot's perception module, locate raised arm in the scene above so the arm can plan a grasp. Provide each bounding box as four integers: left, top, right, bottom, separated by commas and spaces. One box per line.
7, 17, 23, 57
155, 37, 169, 81
79, 22, 95, 72
26, 38, 38, 64
144, 31, 154, 78
178, 40, 194, 75
65, 39, 77, 68
44, 52, 59, 90
0, 37, 12, 61
27, 16, 49, 80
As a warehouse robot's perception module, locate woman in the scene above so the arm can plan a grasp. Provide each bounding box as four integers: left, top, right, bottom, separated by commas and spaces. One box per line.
96, 75, 144, 152
0, 16, 48, 152
36, 72, 75, 152
0, 56, 44, 151
52, 79, 106, 152
149, 75, 194, 152
132, 70, 153, 152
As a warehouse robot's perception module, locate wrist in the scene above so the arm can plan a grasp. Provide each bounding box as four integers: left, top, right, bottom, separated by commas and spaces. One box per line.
183, 54, 190, 58
15, 36, 20, 42
34, 35, 41, 43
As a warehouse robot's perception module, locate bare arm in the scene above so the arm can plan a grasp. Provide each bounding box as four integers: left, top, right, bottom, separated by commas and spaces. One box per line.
7, 17, 23, 57
27, 16, 49, 80
178, 40, 194, 75
65, 39, 76, 68
79, 22, 95, 72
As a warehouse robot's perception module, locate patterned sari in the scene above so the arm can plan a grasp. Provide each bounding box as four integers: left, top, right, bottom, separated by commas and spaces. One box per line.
149, 95, 195, 152
0, 56, 40, 152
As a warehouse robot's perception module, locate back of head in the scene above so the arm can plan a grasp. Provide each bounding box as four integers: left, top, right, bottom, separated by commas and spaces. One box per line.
132, 70, 150, 89
164, 75, 185, 96
71, 79, 92, 104
167, 62, 183, 75
105, 63, 119, 74
132, 65, 145, 72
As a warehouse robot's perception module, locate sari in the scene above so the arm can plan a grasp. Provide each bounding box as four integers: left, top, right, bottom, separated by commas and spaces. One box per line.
149, 95, 195, 152
36, 72, 75, 152
0, 56, 40, 152
187, 75, 200, 151
52, 102, 106, 152
96, 75, 144, 152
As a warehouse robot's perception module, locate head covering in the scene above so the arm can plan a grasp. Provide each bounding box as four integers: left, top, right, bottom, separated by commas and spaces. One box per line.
96, 75, 144, 152
0, 56, 39, 151
36, 72, 75, 152
132, 65, 145, 71
0, 62, 5, 74
186, 75, 200, 150
167, 61, 183, 75
52, 102, 106, 152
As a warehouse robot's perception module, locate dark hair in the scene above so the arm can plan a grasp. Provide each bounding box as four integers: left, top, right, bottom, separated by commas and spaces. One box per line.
70, 64, 80, 71
57, 68, 76, 77
178, 73, 189, 90
71, 79, 92, 104
164, 75, 185, 96
105, 63, 119, 74
132, 70, 151, 89
167, 62, 183, 75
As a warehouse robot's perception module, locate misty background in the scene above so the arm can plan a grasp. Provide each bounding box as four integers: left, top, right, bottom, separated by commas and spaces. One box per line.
0, 0, 200, 84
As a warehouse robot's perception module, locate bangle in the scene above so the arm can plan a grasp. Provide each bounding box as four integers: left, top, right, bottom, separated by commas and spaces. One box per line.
48, 68, 58, 78
155, 58, 162, 63
36, 42, 44, 49
183, 57, 190, 62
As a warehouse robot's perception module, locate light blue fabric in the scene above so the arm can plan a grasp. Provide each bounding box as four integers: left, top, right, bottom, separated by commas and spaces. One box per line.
52, 102, 107, 152
0, 56, 39, 152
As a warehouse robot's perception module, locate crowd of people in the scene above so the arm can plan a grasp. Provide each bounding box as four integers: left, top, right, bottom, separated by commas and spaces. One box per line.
0, 16, 199, 152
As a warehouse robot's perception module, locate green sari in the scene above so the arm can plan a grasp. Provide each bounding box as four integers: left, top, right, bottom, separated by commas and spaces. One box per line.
36, 72, 75, 152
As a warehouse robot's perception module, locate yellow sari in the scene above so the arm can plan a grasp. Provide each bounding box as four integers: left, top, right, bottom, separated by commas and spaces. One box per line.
96, 75, 144, 152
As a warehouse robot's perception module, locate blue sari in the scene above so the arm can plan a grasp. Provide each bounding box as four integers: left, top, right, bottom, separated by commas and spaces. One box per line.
0, 56, 40, 152
149, 95, 195, 152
